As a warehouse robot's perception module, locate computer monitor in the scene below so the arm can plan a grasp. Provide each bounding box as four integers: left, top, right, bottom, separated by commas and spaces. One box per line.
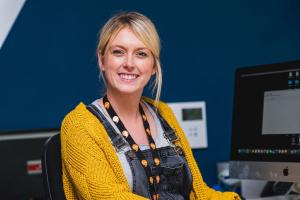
0, 129, 58, 200
230, 60, 300, 182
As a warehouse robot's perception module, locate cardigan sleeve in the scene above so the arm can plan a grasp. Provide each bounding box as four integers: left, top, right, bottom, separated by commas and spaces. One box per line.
61, 111, 148, 200
157, 101, 241, 200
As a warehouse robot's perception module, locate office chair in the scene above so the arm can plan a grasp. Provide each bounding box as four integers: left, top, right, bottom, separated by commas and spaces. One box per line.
42, 133, 66, 200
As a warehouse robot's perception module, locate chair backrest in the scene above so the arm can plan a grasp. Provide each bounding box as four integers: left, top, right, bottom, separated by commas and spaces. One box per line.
42, 133, 66, 200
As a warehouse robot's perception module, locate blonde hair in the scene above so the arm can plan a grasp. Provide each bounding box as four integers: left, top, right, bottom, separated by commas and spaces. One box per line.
97, 11, 162, 107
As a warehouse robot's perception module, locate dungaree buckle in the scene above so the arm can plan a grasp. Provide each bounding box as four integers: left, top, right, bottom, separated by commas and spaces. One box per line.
112, 135, 127, 153
164, 129, 179, 143
174, 144, 183, 155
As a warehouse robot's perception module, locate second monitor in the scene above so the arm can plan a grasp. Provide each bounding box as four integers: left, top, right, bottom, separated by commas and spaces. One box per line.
230, 60, 300, 182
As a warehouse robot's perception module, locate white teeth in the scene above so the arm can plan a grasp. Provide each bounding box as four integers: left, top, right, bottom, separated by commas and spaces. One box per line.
120, 74, 138, 80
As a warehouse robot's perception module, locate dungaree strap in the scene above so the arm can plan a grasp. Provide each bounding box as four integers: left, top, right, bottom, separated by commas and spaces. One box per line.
86, 104, 127, 151
144, 102, 179, 143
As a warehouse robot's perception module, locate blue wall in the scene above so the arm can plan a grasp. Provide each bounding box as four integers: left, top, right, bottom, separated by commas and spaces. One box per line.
1, 0, 300, 186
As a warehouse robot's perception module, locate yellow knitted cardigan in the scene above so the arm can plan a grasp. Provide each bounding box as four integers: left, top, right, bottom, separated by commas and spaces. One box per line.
61, 99, 240, 200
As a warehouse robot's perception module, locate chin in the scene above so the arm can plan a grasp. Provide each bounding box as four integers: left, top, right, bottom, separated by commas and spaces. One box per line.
113, 86, 143, 96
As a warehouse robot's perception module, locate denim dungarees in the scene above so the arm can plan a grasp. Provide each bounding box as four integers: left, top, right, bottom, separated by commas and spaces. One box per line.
87, 103, 193, 200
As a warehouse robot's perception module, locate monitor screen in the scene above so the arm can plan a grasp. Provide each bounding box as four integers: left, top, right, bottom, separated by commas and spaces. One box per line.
230, 61, 300, 182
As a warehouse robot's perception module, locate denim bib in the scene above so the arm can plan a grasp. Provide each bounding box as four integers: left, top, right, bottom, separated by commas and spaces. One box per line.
87, 103, 193, 200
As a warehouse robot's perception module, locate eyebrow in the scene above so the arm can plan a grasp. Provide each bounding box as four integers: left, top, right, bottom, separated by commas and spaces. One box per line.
109, 45, 149, 51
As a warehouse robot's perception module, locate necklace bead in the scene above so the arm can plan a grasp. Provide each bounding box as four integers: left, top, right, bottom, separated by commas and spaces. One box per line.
112, 116, 119, 123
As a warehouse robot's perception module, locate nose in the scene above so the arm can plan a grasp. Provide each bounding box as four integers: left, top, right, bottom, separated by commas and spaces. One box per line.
124, 54, 135, 71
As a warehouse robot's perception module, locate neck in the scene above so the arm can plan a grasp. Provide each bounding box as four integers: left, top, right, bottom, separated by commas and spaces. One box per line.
105, 89, 142, 121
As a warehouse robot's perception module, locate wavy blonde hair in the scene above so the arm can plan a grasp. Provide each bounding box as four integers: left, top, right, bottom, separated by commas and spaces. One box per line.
97, 11, 162, 107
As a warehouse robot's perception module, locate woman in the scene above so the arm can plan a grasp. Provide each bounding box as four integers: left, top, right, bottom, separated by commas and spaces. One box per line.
61, 11, 240, 200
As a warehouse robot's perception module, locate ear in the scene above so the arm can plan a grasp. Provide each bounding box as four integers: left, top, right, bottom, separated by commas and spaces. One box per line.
152, 66, 156, 75
97, 51, 105, 71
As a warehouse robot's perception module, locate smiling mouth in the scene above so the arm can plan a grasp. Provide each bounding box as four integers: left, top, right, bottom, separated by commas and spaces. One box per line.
119, 73, 139, 81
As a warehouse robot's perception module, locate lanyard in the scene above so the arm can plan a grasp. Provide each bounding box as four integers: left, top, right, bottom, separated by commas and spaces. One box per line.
103, 96, 161, 200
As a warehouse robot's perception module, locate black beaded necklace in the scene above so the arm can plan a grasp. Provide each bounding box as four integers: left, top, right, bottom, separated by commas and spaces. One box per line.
103, 95, 161, 200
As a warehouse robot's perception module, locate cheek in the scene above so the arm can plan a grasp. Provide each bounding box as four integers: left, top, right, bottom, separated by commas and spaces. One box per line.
104, 56, 124, 69
138, 59, 155, 73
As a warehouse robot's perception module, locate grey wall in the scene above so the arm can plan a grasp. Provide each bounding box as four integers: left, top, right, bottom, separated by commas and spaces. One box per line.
1, 0, 300, 187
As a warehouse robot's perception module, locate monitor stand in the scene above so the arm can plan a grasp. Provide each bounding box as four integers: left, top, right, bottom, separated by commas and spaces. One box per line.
241, 180, 300, 200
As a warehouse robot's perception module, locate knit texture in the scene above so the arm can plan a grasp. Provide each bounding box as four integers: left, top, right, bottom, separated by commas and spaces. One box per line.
61, 98, 240, 200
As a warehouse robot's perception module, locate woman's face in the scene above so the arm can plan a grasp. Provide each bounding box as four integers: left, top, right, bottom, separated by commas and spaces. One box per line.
99, 27, 155, 96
